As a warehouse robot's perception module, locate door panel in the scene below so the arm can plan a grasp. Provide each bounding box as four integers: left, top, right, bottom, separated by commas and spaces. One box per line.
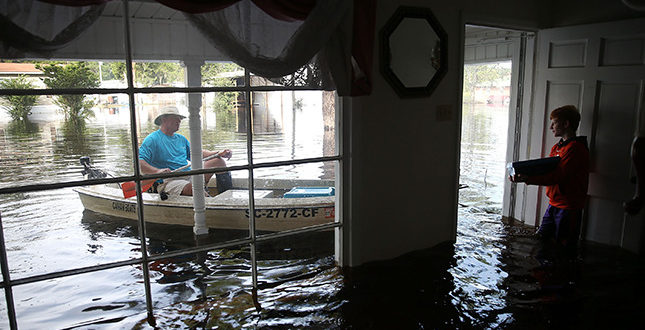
523, 18, 645, 252
592, 82, 640, 185
545, 82, 583, 108
600, 36, 645, 66
543, 81, 584, 154
586, 198, 625, 245
548, 40, 587, 68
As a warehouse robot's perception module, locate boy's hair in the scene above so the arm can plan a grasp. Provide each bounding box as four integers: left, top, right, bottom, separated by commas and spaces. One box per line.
550, 105, 581, 131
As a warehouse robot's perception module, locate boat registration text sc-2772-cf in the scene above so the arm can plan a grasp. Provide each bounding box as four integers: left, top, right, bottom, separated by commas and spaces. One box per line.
245, 207, 334, 219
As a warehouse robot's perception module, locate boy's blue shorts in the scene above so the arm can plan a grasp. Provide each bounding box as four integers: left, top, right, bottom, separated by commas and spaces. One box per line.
537, 205, 582, 247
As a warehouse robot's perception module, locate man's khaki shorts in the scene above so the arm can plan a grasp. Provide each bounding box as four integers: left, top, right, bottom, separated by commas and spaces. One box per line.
157, 177, 190, 196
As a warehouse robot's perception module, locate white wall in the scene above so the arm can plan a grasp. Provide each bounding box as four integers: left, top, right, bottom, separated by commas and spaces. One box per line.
344, 0, 543, 266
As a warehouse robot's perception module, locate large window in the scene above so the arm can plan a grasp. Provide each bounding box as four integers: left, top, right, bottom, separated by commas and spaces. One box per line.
0, 2, 341, 328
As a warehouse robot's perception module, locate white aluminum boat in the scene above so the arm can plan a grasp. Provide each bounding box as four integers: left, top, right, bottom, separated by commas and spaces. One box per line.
75, 178, 336, 232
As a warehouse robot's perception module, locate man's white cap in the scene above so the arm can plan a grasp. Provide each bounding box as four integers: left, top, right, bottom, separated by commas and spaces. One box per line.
154, 106, 186, 125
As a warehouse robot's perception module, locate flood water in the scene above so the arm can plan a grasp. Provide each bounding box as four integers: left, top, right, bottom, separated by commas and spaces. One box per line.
1, 103, 644, 328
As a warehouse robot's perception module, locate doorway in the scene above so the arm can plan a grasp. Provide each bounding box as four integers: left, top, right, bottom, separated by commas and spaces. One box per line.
459, 59, 511, 213
448, 24, 534, 318
459, 25, 531, 218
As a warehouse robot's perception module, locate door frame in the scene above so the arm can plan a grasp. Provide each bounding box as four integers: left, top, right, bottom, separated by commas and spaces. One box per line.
458, 20, 537, 228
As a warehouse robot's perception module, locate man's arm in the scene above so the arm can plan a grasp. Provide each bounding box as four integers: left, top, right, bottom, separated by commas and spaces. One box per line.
139, 158, 170, 175
203, 149, 232, 160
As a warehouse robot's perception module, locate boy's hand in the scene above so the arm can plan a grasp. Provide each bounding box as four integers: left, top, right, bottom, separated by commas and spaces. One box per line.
509, 174, 527, 183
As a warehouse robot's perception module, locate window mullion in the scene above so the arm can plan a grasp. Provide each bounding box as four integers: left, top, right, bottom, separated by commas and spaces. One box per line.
244, 70, 259, 291
0, 215, 18, 330
122, 0, 155, 326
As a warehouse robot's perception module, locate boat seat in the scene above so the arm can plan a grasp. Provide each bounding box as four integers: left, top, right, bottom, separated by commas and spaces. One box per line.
211, 189, 273, 201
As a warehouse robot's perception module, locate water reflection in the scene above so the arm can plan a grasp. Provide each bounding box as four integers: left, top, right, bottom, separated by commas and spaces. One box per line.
142, 237, 337, 328
56, 121, 99, 156
460, 103, 509, 209
0, 121, 134, 188
78, 208, 338, 328
4, 119, 39, 136
451, 102, 510, 326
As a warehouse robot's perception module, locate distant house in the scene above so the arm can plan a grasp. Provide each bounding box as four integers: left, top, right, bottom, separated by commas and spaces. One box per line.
0, 63, 44, 85
0, 62, 48, 97
0, 63, 57, 122
473, 80, 511, 105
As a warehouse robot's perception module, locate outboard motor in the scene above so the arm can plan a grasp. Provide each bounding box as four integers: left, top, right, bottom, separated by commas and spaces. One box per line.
80, 156, 110, 180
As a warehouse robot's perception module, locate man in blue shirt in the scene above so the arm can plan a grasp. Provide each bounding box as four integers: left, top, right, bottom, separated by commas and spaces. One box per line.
139, 106, 232, 196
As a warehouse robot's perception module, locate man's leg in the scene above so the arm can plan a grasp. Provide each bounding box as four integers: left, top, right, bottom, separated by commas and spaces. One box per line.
181, 180, 194, 196
158, 178, 191, 196
175, 157, 228, 196
204, 157, 232, 194
215, 172, 233, 194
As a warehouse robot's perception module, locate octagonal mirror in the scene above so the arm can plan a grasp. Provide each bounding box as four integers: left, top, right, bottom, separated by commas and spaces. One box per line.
380, 6, 447, 98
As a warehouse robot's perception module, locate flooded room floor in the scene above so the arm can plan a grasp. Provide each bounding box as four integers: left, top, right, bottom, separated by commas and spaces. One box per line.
135, 213, 645, 329
337, 224, 645, 329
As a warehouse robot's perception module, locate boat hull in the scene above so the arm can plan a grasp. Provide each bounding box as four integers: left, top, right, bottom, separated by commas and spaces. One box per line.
75, 184, 336, 232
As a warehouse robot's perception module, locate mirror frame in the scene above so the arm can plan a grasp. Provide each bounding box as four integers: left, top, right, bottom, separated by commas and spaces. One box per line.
380, 6, 448, 98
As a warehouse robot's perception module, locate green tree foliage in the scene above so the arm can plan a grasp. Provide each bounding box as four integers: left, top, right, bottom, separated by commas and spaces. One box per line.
0, 76, 38, 121
202, 62, 241, 130
136, 62, 183, 86
105, 62, 183, 86
85, 61, 119, 81
463, 62, 511, 103
107, 62, 126, 82
36, 62, 100, 124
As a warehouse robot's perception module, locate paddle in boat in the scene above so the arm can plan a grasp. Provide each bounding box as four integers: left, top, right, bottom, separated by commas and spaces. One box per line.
74, 157, 336, 232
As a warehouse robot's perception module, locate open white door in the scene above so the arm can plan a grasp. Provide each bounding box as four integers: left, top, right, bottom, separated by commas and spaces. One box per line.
522, 18, 645, 253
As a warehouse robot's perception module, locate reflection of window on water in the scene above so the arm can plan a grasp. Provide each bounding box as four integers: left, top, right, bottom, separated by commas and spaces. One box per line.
107, 95, 119, 114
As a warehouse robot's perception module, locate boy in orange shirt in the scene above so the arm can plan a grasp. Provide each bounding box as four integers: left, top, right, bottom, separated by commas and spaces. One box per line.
511, 105, 590, 250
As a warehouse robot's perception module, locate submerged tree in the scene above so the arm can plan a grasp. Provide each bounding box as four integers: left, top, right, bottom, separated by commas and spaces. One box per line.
105, 62, 126, 82
107, 62, 183, 86
85, 61, 119, 82
462, 62, 511, 104
137, 62, 183, 86
7, 118, 39, 136
36, 62, 100, 124
202, 62, 241, 130
0, 76, 39, 121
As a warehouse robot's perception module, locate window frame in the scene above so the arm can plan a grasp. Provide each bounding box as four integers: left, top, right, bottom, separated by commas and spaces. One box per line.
0, 5, 344, 328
